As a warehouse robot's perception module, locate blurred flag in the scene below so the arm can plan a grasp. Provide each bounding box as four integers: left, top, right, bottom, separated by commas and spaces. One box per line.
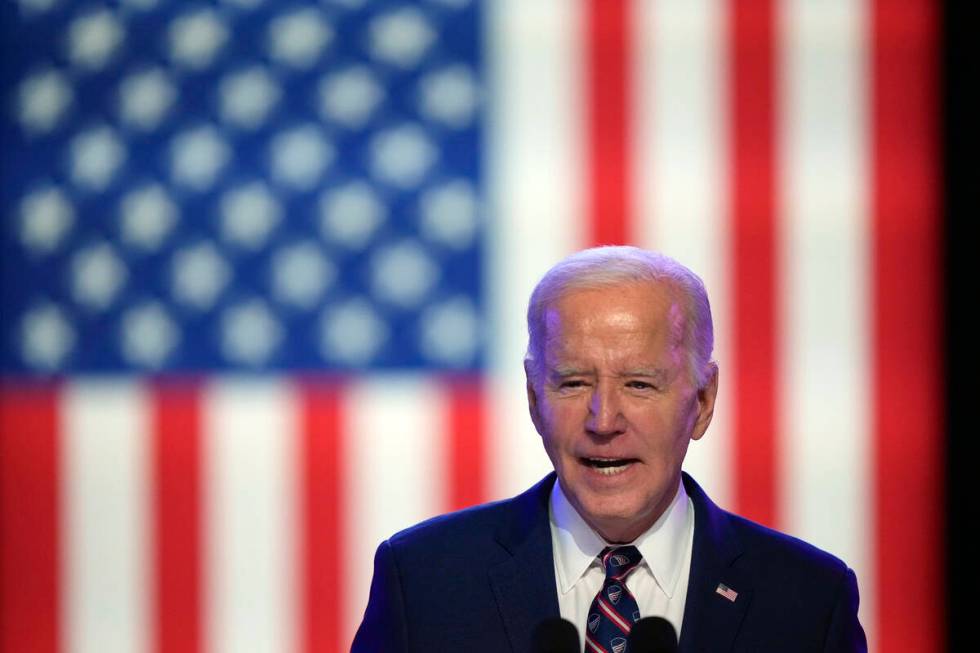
0, 1, 941, 652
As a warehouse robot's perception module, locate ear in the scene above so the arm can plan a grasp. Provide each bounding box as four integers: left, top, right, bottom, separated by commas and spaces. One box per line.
690, 363, 718, 441
524, 359, 544, 436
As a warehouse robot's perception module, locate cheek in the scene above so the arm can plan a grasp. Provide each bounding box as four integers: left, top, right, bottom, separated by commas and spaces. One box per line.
538, 399, 582, 441
625, 406, 683, 450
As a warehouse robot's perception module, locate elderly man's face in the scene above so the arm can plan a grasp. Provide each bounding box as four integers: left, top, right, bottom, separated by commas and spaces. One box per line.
526, 281, 717, 543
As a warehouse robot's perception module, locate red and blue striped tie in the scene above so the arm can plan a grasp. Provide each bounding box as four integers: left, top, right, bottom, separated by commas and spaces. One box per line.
584, 546, 643, 653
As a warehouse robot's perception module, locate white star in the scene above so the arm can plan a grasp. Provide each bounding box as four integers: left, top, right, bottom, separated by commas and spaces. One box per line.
221, 299, 282, 365
170, 241, 231, 310
319, 298, 388, 365
70, 242, 128, 311
70, 126, 126, 190
118, 68, 176, 131
418, 296, 479, 366
121, 0, 159, 9
120, 301, 179, 368
318, 182, 386, 249
221, 181, 282, 249
418, 64, 479, 128
20, 186, 74, 254
119, 184, 177, 251
17, 68, 72, 135
20, 303, 75, 370
269, 125, 332, 190
219, 66, 281, 130
17, 0, 59, 16
169, 9, 228, 70
419, 179, 479, 250
67, 9, 124, 71
318, 66, 383, 128
370, 124, 437, 189
267, 8, 332, 69
170, 125, 230, 190
371, 240, 439, 308
324, 0, 365, 8
270, 242, 335, 309
369, 7, 435, 69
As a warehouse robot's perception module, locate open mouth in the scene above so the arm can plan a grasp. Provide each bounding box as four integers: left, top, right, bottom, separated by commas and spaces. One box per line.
580, 457, 638, 476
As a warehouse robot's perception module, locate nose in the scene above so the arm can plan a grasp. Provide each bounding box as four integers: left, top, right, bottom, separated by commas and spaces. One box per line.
586, 381, 625, 437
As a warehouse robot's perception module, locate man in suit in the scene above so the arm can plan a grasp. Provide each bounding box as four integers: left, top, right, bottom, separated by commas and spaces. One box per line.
352, 246, 867, 652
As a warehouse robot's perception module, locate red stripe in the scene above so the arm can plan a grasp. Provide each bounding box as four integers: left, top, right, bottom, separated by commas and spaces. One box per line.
585, 635, 610, 653
871, 1, 943, 651
152, 381, 203, 653
299, 381, 345, 653
729, 0, 779, 528
445, 377, 485, 511
586, 0, 631, 246
610, 570, 631, 582
0, 384, 60, 653
597, 597, 631, 634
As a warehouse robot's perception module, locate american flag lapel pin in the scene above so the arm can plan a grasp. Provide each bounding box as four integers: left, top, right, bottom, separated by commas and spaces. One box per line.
715, 583, 738, 602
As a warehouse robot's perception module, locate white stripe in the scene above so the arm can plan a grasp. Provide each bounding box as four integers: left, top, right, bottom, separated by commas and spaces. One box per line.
343, 376, 446, 644
63, 381, 149, 653
633, 0, 733, 505
779, 0, 874, 645
485, 0, 585, 499
598, 597, 632, 632
205, 379, 298, 653
586, 636, 606, 653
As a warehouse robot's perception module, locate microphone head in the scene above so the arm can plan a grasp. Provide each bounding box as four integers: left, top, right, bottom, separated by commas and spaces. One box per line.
532, 617, 580, 653
628, 616, 678, 653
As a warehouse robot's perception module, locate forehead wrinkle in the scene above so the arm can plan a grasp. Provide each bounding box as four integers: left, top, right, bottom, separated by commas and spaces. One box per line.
534, 284, 690, 379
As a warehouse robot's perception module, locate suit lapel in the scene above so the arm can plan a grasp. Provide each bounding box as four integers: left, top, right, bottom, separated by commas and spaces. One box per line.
488, 474, 562, 652
678, 474, 753, 653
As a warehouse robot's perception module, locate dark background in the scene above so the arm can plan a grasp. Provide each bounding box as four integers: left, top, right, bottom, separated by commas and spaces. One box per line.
944, 0, 969, 649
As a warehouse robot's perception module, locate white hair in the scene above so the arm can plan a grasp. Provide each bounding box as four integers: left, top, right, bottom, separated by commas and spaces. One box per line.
525, 246, 715, 388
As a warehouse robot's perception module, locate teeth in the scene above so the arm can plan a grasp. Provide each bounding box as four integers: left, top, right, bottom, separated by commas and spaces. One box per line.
594, 462, 631, 476
583, 457, 633, 475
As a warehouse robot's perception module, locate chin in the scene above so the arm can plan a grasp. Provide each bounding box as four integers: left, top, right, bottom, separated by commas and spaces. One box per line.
580, 497, 647, 532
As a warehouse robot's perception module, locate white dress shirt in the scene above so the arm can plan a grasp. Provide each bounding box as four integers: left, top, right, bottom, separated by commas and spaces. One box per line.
548, 476, 694, 645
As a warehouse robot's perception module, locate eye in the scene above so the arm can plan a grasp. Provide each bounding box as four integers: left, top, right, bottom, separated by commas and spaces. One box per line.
560, 379, 586, 389
626, 380, 655, 390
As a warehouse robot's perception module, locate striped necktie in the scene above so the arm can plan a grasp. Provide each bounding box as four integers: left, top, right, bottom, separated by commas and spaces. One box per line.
584, 546, 643, 653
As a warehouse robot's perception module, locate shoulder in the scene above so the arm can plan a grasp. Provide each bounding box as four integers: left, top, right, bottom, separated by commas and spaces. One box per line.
724, 513, 867, 650
684, 473, 853, 586
727, 510, 852, 581
384, 474, 555, 563
387, 495, 514, 551
682, 474, 867, 649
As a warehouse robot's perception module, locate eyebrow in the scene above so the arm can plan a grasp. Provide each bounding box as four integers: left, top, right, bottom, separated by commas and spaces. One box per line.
549, 367, 670, 382
622, 368, 671, 383
620, 367, 669, 378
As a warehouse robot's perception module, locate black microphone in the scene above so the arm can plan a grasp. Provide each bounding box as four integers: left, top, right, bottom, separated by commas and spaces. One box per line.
532, 617, 580, 653
628, 616, 678, 653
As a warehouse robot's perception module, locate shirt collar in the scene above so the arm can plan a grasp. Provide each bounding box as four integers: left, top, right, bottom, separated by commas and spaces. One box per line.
549, 475, 692, 599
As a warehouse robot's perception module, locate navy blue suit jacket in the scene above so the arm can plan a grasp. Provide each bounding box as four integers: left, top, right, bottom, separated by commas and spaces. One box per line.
351, 472, 867, 652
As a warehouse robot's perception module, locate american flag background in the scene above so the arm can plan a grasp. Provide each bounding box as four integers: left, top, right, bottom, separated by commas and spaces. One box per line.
0, 0, 943, 652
